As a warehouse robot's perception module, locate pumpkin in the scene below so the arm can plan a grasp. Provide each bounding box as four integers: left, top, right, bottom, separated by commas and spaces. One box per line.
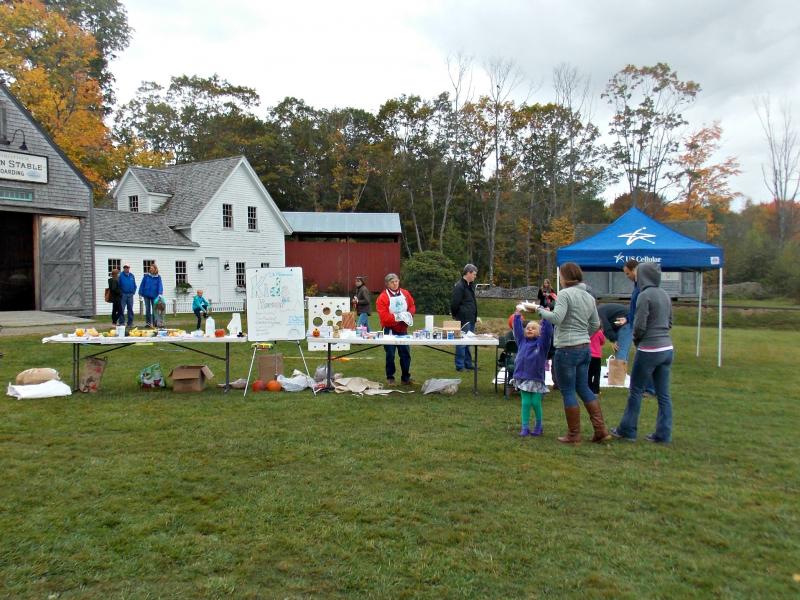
312, 328, 320, 337
265, 379, 282, 392
251, 379, 266, 392
214, 329, 225, 337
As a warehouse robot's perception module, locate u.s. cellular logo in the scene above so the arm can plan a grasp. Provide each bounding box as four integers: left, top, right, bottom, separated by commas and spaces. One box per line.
614, 253, 662, 264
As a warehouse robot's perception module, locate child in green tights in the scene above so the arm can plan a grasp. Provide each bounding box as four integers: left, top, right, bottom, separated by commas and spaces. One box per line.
512, 308, 554, 437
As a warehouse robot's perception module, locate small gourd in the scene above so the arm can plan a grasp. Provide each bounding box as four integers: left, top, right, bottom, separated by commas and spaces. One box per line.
266, 379, 282, 392
251, 379, 266, 392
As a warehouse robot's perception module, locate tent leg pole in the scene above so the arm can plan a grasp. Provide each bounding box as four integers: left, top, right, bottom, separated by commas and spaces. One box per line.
718, 268, 723, 367
696, 271, 703, 357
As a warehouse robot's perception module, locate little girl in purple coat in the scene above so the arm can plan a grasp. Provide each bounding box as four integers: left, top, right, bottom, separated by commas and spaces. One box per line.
512, 310, 554, 437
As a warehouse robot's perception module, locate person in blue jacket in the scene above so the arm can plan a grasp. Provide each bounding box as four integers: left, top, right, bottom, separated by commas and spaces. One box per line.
118, 263, 137, 327
512, 308, 554, 437
139, 263, 164, 328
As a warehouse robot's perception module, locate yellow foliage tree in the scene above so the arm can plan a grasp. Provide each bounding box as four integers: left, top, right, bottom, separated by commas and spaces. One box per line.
541, 215, 575, 252
0, 0, 169, 200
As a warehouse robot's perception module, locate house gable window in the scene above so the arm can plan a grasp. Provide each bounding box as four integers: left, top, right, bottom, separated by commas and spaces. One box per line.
235, 262, 246, 287
129, 195, 139, 212
248, 206, 257, 231
222, 203, 233, 229
107, 258, 121, 276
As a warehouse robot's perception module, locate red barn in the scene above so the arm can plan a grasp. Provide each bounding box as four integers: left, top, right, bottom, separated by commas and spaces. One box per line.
283, 212, 401, 293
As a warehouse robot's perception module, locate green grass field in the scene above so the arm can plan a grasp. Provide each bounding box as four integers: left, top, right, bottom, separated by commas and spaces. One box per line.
1, 314, 798, 598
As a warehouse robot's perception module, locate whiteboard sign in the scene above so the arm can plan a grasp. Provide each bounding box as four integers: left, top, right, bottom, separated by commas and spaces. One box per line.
245, 267, 306, 341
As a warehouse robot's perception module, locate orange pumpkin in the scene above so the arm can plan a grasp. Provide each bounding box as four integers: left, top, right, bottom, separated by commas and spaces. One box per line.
265, 379, 282, 392
251, 379, 266, 392
214, 329, 225, 337
312, 328, 320, 337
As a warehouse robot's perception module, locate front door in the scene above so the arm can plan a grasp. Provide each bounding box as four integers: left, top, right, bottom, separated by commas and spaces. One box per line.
204, 257, 220, 306
39, 216, 83, 311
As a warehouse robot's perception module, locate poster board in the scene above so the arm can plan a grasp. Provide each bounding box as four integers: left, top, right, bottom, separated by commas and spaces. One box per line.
245, 267, 306, 341
307, 296, 350, 351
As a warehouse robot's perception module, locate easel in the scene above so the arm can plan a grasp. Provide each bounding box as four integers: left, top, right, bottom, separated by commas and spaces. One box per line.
243, 340, 313, 397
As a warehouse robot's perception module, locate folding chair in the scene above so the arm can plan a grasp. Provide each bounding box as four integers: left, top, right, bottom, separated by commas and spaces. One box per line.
494, 335, 518, 398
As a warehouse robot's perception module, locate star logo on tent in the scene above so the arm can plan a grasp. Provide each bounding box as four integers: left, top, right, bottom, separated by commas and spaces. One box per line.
618, 227, 656, 246
614, 253, 626, 263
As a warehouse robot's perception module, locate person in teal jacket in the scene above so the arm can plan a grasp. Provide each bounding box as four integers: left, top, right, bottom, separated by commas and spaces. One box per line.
192, 289, 210, 330
139, 263, 164, 327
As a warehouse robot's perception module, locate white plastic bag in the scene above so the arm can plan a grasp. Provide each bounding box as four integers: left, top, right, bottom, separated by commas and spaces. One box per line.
7, 380, 72, 399
420, 378, 462, 395
278, 369, 315, 392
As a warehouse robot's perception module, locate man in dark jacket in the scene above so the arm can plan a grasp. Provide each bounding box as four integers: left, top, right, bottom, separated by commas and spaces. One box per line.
451, 263, 478, 371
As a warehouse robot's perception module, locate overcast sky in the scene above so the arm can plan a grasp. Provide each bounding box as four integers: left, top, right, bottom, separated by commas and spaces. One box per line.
111, 0, 800, 208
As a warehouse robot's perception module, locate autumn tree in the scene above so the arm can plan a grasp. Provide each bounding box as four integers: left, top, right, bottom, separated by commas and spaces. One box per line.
603, 63, 700, 207
665, 122, 741, 239
755, 96, 800, 246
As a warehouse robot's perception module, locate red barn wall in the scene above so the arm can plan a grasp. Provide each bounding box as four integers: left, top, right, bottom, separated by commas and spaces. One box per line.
285, 239, 401, 293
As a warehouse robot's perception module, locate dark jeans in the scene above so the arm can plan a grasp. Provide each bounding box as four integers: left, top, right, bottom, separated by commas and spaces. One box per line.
617, 349, 673, 442
588, 356, 601, 394
111, 299, 122, 325
143, 296, 155, 326
455, 320, 475, 369
194, 308, 208, 330
121, 292, 135, 326
553, 346, 596, 408
384, 327, 411, 382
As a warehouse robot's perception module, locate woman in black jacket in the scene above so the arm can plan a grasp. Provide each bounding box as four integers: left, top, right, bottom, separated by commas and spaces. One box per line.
108, 268, 122, 325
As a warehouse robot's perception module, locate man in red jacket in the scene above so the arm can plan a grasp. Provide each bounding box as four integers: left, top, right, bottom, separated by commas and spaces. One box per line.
376, 272, 416, 385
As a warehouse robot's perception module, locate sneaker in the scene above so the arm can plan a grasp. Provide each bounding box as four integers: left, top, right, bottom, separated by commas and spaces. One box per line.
531, 422, 543, 437
519, 426, 531, 437
455, 367, 464, 372
386, 377, 396, 385
464, 365, 475, 370
645, 433, 669, 444
401, 379, 415, 386
610, 427, 636, 442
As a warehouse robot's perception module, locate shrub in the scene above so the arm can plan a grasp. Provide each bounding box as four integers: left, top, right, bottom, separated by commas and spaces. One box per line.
402, 251, 460, 315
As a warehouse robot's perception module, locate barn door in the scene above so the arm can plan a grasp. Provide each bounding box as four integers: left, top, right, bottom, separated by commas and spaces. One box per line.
39, 216, 84, 311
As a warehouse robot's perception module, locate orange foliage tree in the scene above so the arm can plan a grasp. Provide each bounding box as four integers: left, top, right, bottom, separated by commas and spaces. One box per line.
0, 0, 168, 200
665, 123, 741, 239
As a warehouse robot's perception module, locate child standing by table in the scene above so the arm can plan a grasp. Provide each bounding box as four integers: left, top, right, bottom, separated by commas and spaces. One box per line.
512, 308, 554, 437
588, 327, 605, 394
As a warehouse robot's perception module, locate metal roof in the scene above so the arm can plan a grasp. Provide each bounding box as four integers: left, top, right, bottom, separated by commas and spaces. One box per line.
94, 208, 198, 247
283, 212, 401, 234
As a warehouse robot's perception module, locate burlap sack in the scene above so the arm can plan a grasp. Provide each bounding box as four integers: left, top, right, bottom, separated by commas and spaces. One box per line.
607, 356, 628, 386
15, 368, 60, 385
340, 311, 356, 330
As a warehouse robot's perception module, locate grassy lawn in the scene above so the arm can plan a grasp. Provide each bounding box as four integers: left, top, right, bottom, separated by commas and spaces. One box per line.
1, 315, 798, 598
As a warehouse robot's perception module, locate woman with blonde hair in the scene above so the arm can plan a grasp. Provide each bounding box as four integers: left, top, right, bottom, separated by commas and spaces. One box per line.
537, 262, 611, 444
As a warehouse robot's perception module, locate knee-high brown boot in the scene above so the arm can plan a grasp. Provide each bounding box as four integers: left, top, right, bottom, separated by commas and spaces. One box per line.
558, 406, 582, 444
585, 400, 611, 442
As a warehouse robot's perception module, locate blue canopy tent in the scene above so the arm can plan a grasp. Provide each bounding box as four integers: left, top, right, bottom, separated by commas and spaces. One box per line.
556, 207, 724, 366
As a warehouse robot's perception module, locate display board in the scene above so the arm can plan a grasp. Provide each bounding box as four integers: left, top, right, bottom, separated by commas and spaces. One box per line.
307, 296, 350, 351
245, 267, 306, 341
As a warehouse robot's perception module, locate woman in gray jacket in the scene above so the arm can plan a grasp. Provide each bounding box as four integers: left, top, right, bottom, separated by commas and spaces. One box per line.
611, 262, 674, 443
538, 262, 611, 444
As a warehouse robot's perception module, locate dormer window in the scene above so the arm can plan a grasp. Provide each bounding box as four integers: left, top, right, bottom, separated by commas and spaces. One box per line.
222, 203, 233, 229
129, 195, 139, 212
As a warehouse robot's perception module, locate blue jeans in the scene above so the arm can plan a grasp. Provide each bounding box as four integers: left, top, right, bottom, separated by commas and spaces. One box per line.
553, 346, 596, 408
121, 292, 135, 326
357, 312, 369, 330
616, 323, 633, 361
143, 296, 155, 326
617, 349, 673, 442
384, 327, 411, 382
455, 320, 475, 369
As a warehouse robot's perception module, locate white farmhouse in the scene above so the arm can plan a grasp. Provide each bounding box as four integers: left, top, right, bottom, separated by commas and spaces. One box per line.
94, 155, 291, 315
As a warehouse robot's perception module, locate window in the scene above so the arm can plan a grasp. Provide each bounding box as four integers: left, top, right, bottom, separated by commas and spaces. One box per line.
175, 261, 187, 285
107, 258, 121, 276
236, 262, 246, 287
0, 187, 33, 202
129, 195, 139, 212
248, 206, 257, 231
143, 259, 154, 273
222, 203, 233, 229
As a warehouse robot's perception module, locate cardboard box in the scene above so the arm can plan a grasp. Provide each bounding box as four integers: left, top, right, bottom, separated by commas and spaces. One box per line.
257, 354, 284, 381
169, 365, 214, 392
442, 320, 463, 338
